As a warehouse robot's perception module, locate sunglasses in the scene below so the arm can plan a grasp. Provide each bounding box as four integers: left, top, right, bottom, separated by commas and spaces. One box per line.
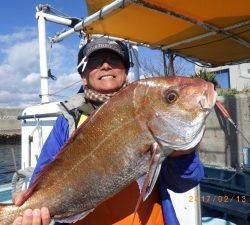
86, 55, 123, 69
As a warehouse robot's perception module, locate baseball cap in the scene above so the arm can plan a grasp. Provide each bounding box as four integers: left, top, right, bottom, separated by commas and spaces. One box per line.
77, 37, 130, 74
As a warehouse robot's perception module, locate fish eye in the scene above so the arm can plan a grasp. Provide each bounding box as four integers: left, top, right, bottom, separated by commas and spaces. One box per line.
165, 90, 178, 103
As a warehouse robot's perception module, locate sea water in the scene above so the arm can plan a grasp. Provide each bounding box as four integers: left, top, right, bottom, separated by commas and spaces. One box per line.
0, 144, 21, 185
0, 144, 20, 202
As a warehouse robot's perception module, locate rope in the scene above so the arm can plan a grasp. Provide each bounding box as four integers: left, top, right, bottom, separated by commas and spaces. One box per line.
11, 167, 34, 194
10, 147, 34, 194
177, 54, 210, 68
49, 6, 71, 18
203, 170, 238, 183
11, 117, 41, 194
49, 80, 82, 96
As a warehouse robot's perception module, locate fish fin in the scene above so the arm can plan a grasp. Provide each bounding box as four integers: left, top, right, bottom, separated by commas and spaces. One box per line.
136, 165, 162, 201
143, 162, 162, 201
54, 208, 94, 223
132, 143, 162, 225
136, 174, 146, 195
136, 143, 162, 201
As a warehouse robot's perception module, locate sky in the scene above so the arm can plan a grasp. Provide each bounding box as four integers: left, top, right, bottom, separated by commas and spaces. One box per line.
0, 0, 195, 108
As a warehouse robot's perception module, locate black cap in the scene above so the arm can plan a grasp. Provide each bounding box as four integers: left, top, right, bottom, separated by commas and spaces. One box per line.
77, 37, 130, 74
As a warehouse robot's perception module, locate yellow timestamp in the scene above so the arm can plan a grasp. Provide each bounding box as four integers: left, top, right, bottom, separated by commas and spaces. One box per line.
188, 195, 247, 203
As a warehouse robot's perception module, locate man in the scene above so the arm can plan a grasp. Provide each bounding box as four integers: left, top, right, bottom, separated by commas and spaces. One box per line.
13, 37, 204, 225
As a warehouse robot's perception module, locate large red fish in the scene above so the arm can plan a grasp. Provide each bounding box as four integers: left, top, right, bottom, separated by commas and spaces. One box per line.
0, 76, 216, 224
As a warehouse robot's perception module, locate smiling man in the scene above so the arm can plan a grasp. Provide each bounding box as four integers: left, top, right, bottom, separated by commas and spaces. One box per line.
12, 37, 204, 225
79, 38, 129, 94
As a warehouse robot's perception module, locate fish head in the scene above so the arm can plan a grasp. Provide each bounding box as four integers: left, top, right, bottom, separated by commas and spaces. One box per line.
134, 76, 217, 151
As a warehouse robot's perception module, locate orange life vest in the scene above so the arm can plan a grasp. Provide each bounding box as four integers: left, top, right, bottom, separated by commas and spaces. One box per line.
73, 115, 165, 225
74, 182, 164, 225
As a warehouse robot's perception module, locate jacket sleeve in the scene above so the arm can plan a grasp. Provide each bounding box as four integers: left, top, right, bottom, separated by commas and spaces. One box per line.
160, 149, 204, 193
29, 115, 69, 185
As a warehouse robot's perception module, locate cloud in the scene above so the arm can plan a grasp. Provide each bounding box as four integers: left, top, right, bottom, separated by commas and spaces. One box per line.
0, 38, 40, 97
0, 27, 37, 45
22, 73, 40, 85
50, 73, 80, 90
49, 44, 76, 73
0, 90, 39, 107
3, 39, 39, 72
0, 28, 79, 107
49, 73, 82, 100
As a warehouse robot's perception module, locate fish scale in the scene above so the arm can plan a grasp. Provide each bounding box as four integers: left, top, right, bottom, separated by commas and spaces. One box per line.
0, 76, 216, 224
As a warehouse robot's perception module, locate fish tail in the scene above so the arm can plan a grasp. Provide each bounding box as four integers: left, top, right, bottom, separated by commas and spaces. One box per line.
0, 203, 19, 225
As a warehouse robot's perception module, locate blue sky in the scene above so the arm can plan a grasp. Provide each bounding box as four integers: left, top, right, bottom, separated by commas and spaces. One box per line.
1, 1, 86, 34
0, 0, 195, 107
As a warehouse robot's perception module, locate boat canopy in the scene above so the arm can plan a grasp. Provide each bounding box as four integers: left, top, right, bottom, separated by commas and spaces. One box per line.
85, 0, 250, 66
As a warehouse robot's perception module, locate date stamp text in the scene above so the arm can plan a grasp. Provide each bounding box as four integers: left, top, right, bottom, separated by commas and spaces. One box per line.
188, 195, 246, 203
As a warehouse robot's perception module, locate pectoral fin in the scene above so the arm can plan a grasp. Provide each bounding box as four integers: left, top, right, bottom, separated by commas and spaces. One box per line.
136, 143, 163, 201
136, 174, 146, 194
143, 160, 162, 201
132, 143, 163, 225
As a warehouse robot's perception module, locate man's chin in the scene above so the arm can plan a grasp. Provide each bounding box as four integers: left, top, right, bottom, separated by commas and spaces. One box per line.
95, 83, 122, 94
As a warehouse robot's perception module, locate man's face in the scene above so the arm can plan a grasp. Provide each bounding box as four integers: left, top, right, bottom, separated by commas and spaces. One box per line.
82, 50, 127, 94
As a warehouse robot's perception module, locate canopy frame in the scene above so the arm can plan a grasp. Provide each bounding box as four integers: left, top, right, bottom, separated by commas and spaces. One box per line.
51, 0, 250, 67
162, 20, 250, 50
134, 0, 250, 48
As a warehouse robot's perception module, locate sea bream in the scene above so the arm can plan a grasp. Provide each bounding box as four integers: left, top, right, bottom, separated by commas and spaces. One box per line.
0, 76, 217, 224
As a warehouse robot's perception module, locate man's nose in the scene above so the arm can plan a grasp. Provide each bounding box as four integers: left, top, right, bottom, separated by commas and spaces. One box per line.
100, 61, 112, 70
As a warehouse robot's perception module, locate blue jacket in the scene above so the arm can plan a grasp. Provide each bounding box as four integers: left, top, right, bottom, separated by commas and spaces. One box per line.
30, 115, 204, 225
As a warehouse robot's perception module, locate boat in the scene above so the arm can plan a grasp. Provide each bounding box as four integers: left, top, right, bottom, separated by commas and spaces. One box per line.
0, 1, 249, 224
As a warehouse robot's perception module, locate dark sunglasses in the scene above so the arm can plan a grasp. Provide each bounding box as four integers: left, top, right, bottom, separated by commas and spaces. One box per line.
86, 55, 123, 69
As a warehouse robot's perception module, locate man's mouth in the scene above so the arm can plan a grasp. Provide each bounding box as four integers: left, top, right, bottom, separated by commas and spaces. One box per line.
99, 74, 116, 80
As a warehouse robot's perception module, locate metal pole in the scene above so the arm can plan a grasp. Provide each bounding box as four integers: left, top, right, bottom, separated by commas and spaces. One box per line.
36, 11, 72, 26
132, 45, 140, 81
127, 45, 140, 82
52, 0, 128, 43
196, 186, 202, 225
37, 12, 49, 103
162, 50, 167, 76
163, 20, 250, 50
135, 0, 250, 48
168, 51, 175, 75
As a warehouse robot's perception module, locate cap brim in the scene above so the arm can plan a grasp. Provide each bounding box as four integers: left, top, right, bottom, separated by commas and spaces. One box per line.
86, 43, 124, 59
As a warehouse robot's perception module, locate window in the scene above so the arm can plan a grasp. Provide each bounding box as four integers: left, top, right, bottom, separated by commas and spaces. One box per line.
215, 69, 230, 88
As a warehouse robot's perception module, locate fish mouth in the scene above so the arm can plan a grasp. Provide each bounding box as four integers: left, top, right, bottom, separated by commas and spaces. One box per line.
199, 91, 217, 112
148, 109, 206, 151
155, 125, 205, 151
98, 74, 116, 80
198, 82, 217, 111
